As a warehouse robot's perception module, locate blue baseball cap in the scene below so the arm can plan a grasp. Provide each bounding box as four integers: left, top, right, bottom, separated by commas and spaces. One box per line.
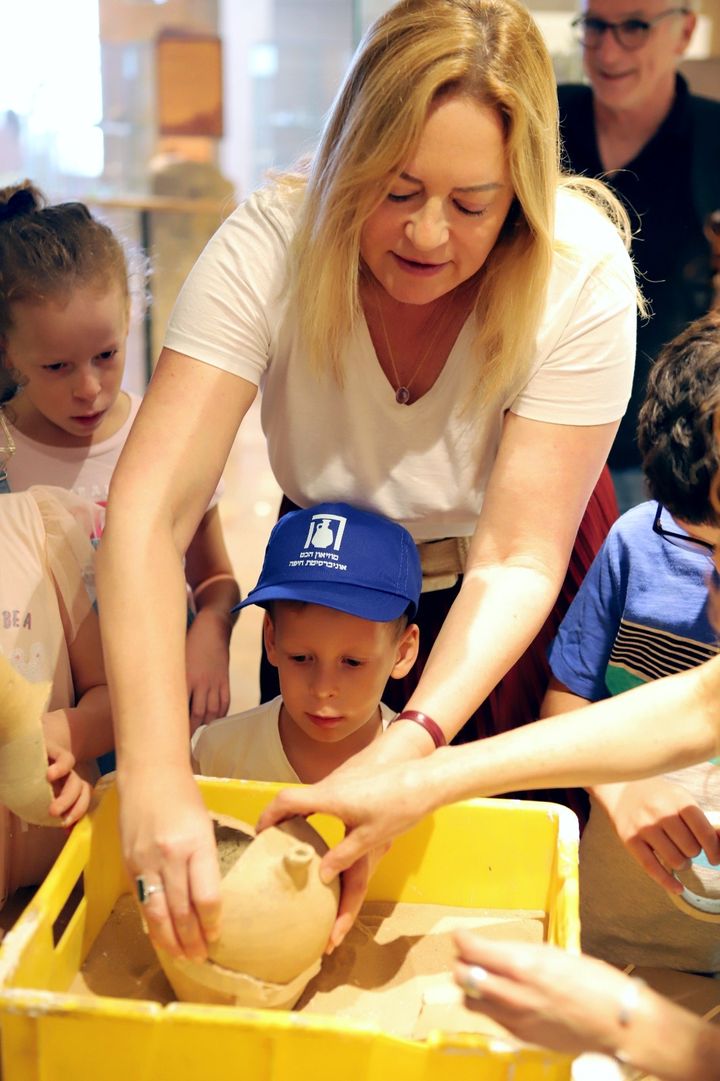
235, 502, 421, 621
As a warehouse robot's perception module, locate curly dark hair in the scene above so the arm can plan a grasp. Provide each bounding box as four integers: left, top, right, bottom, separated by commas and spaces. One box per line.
638, 311, 720, 524
0, 179, 128, 359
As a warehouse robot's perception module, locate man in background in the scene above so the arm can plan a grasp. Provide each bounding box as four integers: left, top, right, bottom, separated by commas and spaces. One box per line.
558, 0, 720, 511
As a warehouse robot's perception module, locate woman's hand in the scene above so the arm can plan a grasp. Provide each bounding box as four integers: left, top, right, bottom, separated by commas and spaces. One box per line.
592, 778, 720, 893
257, 757, 437, 946
453, 933, 638, 1057
118, 765, 222, 961
45, 741, 93, 826
453, 934, 720, 1081
185, 608, 232, 730
256, 716, 437, 949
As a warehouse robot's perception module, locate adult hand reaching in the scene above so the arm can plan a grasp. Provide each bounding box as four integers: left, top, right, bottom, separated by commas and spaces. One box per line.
453, 932, 719, 1081
119, 765, 222, 960
454, 933, 635, 1056
257, 755, 438, 946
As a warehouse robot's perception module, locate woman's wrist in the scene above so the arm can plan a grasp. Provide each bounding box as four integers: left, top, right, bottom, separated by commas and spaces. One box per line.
389, 710, 447, 750
116, 739, 194, 783
379, 716, 437, 762
613, 977, 714, 1081
586, 780, 626, 814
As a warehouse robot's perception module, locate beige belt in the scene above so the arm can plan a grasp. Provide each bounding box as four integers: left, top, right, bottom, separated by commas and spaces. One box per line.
416, 536, 470, 592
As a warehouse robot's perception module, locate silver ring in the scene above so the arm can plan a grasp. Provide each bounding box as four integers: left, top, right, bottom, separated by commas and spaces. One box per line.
461, 964, 489, 1000
136, 875, 165, 904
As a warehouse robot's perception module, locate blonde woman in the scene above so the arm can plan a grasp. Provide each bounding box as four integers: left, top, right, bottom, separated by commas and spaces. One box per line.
98, 0, 637, 958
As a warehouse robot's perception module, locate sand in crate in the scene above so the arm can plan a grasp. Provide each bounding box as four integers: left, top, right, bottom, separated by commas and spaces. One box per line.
70, 894, 544, 1038
296, 900, 545, 1038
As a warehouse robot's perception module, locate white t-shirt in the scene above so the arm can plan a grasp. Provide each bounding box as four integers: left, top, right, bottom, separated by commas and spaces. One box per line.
7, 393, 143, 508
7, 391, 221, 528
165, 184, 636, 541
192, 696, 395, 784
0, 486, 98, 902
0, 487, 96, 713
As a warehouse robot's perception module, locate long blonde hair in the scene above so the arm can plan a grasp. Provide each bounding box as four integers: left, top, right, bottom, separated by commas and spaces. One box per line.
286, 0, 631, 403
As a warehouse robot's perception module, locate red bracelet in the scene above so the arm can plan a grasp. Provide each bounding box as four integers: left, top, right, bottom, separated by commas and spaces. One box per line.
390, 710, 447, 749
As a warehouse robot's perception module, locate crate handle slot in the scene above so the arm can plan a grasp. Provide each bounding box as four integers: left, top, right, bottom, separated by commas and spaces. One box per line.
52, 872, 84, 948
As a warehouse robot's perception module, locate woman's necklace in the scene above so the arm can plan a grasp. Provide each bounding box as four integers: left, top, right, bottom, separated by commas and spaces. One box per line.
375, 295, 451, 405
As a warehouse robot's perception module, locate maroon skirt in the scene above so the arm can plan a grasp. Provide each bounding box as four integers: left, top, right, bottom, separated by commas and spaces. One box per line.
260, 466, 619, 828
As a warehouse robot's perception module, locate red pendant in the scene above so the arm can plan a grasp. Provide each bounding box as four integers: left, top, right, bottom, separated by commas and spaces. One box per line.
395, 386, 411, 405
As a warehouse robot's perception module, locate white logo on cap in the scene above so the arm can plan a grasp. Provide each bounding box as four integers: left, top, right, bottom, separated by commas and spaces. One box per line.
304, 514, 347, 551
288, 514, 349, 571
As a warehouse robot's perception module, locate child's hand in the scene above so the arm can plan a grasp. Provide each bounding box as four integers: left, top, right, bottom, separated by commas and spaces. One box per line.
185, 609, 232, 730
45, 741, 93, 827
41, 707, 72, 756
594, 778, 720, 893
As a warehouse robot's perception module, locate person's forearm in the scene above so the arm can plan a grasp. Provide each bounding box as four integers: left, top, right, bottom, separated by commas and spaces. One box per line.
416, 655, 720, 811
193, 578, 240, 636
97, 357, 255, 789
48, 686, 114, 762
96, 516, 194, 778
689, 1017, 720, 1081
539, 687, 622, 806
403, 413, 614, 745
585, 780, 628, 811
404, 563, 561, 741
185, 504, 240, 626
618, 983, 720, 1081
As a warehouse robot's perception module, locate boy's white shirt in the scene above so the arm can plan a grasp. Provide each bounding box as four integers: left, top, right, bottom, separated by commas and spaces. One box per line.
192, 696, 395, 783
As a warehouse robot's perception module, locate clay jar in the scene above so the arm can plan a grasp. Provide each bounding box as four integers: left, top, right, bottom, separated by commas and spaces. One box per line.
157, 813, 340, 1008
0, 654, 60, 828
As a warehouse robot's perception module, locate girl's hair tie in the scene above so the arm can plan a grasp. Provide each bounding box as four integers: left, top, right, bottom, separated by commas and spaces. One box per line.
0, 187, 38, 225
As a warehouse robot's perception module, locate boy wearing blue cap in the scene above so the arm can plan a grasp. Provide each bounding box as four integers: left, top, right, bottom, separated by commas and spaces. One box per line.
192, 503, 421, 784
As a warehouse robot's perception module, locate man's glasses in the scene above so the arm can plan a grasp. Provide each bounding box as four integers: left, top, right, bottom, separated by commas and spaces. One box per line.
652, 502, 715, 560
572, 8, 690, 50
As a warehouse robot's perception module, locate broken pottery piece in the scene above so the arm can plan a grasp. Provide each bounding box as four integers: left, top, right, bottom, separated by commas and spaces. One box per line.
0, 653, 59, 827
157, 813, 340, 1008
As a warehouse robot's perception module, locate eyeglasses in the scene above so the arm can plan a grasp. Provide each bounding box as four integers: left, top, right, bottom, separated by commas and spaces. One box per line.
652, 502, 715, 560
572, 8, 690, 50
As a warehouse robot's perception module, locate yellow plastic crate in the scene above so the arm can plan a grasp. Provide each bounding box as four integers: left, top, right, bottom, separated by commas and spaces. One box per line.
0, 779, 579, 1081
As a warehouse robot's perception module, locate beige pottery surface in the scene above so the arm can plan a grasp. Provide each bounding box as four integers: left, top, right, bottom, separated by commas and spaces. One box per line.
157, 949, 321, 1009
209, 815, 340, 982
160, 813, 339, 1005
